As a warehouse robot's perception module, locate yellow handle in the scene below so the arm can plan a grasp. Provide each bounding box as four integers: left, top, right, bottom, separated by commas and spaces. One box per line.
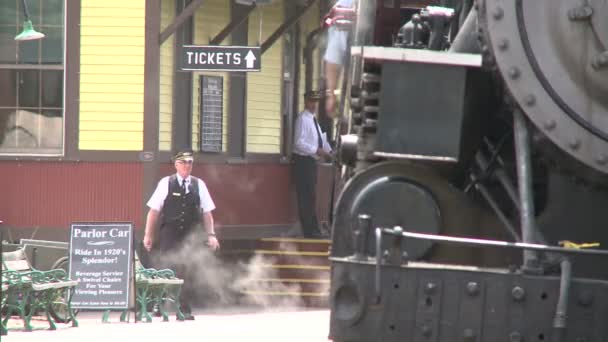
559, 240, 600, 249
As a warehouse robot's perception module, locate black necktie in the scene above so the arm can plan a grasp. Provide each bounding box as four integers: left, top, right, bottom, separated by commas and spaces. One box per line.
181, 179, 187, 194
313, 116, 323, 150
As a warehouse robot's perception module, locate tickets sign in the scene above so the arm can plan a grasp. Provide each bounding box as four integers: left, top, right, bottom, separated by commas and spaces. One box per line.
180, 45, 261, 72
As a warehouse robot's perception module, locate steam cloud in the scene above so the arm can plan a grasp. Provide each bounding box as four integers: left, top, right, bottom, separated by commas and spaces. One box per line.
150, 234, 328, 311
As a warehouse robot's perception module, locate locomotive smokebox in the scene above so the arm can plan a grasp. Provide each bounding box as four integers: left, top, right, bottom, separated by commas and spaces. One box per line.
480, 0, 608, 183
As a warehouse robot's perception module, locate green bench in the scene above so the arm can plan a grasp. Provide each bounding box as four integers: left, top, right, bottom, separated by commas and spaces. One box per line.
103, 252, 185, 323
2, 248, 79, 332
1, 280, 9, 335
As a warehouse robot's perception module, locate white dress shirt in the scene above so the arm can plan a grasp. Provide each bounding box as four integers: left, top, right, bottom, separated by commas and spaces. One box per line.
146, 174, 216, 213
336, 0, 353, 6
293, 110, 332, 158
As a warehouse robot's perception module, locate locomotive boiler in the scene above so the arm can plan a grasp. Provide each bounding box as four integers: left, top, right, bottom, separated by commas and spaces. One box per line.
328, 0, 608, 341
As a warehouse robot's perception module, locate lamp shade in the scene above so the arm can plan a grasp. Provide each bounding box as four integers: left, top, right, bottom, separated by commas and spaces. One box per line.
15, 20, 45, 41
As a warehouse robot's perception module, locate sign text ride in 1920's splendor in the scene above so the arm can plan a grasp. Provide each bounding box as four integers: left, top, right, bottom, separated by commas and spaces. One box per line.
69, 223, 133, 310
180, 45, 261, 72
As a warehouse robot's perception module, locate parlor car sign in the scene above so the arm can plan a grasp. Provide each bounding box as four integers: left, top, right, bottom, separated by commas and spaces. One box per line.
68, 223, 133, 310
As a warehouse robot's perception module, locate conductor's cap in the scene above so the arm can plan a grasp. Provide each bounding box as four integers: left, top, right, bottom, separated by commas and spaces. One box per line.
172, 149, 194, 162
304, 90, 322, 101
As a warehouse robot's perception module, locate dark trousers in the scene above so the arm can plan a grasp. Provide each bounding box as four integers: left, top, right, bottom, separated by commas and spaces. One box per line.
293, 154, 321, 237
157, 227, 195, 313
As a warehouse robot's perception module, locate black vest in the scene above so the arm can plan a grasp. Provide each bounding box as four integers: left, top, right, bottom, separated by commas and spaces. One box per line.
161, 175, 201, 230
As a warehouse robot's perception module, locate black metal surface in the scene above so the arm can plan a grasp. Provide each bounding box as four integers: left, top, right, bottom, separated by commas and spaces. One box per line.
448, 6, 479, 53
331, 160, 496, 265
338, 134, 358, 167
469, 173, 520, 242
330, 260, 608, 342
355, 214, 372, 260
331, 161, 442, 260
375, 60, 488, 162
535, 171, 608, 280
481, 0, 608, 176
330, 2, 608, 341
351, 175, 439, 258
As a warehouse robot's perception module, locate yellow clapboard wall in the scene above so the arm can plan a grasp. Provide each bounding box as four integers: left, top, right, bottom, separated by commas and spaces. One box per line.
79, 0, 146, 151
246, 1, 284, 154
192, 0, 230, 153
159, 0, 176, 151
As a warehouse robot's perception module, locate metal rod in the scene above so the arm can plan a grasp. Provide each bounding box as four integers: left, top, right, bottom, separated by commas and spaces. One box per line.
470, 174, 521, 242
476, 151, 554, 247
475, 152, 520, 211
513, 109, 539, 269
495, 168, 520, 211
448, 5, 479, 53
379, 228, 608, 257
21, 0, 31, 21
355, 214, 371, 260
353, 0, 376, 46
375, 227, 382, 304
552, 258, 571, 342
337, 24, 354, 121
304, 27, 325, 93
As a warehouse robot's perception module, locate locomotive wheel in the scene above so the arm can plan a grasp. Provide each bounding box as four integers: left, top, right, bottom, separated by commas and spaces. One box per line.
331, 160, 486, 264
480, 0, 608, 177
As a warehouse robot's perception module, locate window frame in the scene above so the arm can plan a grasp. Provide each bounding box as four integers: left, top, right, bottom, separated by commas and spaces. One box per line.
0, 0, 68, 157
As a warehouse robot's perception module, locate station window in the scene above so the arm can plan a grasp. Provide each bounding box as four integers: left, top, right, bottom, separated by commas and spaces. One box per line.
0, 0, 64, 155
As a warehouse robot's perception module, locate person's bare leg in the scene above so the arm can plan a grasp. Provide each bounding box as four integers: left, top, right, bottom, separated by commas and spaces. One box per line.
325, 61, 342, 118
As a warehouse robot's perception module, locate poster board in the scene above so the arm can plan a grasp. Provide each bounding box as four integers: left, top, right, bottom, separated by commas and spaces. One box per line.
68, 222, 133, 310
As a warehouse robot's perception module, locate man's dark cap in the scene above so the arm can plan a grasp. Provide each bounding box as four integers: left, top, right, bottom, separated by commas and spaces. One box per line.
172, 149, 194, 162
304, 90, 322, 101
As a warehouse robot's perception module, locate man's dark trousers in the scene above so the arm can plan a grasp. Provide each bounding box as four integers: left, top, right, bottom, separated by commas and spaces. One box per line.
158, 227, 195, 314
294, 154, 321, 238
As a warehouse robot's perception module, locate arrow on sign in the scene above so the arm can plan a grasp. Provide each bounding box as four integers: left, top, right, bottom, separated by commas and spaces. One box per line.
245, 50, 256, 69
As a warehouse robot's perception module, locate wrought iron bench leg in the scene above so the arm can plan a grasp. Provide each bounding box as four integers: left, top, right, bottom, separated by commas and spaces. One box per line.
66, 287, 79, 327
135, 286, 152, 323
172, 286, 185, 321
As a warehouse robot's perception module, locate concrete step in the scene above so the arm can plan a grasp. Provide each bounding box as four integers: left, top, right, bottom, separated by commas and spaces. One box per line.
250, 249, 329, 266
255, 238, 331, 253
240, 278, 330, 294
218, 237, 332, 308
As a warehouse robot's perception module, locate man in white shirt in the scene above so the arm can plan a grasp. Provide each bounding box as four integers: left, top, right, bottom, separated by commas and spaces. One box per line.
293, 90, 332, 238
143, 149, 219, 319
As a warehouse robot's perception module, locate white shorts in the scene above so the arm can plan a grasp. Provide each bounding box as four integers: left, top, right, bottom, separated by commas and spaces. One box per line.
324, 26, 349, 65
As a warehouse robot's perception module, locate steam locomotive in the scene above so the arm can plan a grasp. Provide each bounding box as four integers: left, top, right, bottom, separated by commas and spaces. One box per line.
328, 0, 608, 341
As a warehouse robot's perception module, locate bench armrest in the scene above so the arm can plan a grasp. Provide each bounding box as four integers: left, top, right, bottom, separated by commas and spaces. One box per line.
36, 269, 72, 283
154, 269, 178, 279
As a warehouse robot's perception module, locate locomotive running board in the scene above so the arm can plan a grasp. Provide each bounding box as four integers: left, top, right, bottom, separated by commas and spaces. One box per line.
351, 45, 482, 67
